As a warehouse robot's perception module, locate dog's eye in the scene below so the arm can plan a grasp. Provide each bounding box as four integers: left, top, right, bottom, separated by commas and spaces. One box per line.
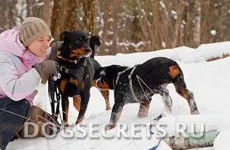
75, 40, 82, 45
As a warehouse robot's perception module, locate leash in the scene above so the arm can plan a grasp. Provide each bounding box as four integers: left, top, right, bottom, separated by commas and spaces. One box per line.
136, 75, 154, 102
149, 139, 161, 150
51, 57, 88, 126
0, 108, 62, 133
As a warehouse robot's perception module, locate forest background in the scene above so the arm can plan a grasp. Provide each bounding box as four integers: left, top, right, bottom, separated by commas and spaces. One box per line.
1, 0, 229, 56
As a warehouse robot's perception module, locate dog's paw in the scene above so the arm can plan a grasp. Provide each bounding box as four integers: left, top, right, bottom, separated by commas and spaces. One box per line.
105, 124, 115, 130
65, 123, 70, 127
75, 120, 82, 125
192, 110, 200, 115
106, 106, 111, 110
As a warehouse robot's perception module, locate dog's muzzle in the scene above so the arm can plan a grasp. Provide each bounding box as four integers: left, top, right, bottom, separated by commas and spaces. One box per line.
83, 47, 92, 57
86, 47, 92, 53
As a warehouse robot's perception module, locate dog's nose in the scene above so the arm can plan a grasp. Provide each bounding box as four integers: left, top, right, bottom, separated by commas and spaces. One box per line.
86, 47, 92, 53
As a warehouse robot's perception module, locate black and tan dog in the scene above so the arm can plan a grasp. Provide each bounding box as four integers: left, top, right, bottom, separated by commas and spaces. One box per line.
93, 57, 199, 130
48, 30, 104, 125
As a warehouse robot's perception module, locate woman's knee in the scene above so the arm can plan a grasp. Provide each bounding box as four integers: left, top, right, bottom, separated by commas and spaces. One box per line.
20, 99, 31, 108
17, 99, 31, 117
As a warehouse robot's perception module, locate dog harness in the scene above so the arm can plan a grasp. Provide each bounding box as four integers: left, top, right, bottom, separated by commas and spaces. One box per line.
57, 51, 80, 64
116, 65, 157, 103
59, 58, 88, 79
128, 66, 140, 102
116, 66, 140, 102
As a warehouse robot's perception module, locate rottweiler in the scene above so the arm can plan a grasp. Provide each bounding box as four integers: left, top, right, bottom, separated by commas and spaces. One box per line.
89, 35, 101, 58
48, 30, 103, 125
88, 35, 111, 110
89, 35, 111, 110
93, 57, 199, 130
48, 30, 111, 126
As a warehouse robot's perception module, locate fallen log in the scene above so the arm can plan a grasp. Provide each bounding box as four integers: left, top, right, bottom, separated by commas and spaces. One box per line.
150, 114, 229, 149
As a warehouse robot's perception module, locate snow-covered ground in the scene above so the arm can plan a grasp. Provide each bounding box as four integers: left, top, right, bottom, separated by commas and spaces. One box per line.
7, 41, 230, 150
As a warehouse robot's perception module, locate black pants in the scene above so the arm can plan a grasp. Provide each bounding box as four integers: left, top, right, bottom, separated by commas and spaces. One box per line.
0, 97, 31, 150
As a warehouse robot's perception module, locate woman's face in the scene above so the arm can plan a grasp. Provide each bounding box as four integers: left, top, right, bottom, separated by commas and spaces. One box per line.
28, 35, 51, 57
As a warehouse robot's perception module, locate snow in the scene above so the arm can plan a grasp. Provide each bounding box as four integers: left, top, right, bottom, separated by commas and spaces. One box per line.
7, 41, 230, 150
213, 131, 230, 149
211, 30, 217, 36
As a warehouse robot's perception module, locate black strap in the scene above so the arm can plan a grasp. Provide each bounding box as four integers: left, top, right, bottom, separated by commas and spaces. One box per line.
59, 58, 88, 80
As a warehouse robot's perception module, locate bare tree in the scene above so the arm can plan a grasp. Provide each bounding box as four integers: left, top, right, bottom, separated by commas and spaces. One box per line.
51, 0, 81, 40
174, 0, 186, 47
51, 0, 96, 40
192, 0, 201, 47
82, 0, 96, 35
151, 0, 161, 49
100, 0, 110, 54
201, 0, 211, 44
0, 0, 17, 32
1, 0, 230, 55
136, 0, 154, 50
26, 0, 33, 17
33, 0, 52, 25
111, 0, 119, 54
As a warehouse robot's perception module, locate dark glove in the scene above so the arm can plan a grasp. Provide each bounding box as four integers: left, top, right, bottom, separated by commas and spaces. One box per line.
34, 60, 59, 79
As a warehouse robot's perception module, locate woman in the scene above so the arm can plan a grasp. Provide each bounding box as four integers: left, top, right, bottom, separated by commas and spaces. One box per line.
0, 17, 58, 149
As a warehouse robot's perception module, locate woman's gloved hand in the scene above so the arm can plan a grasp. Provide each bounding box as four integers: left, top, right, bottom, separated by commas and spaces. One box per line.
34, 60, 59, 79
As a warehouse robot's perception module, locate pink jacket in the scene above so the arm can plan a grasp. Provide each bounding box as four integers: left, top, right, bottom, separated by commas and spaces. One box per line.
0, 27, 44, 105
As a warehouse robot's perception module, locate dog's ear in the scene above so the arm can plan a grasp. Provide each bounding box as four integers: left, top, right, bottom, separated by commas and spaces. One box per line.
94, 68, 106, 79
60, 31, 69, 41
99, 69, 106, 77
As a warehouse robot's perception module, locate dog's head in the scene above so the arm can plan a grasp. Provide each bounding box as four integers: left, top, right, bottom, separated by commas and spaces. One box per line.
89, 35, 101, 58
93, 65, 128, 90
90, 35, 101, 48
60, 30, 92, 59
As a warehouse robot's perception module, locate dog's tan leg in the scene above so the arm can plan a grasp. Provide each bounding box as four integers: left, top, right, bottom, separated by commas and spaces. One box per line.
75, 87, 90, 125
59, 79, 70, 126
101, 90, 111, 110
137, 100, 151, 118
62, 96, 69, 126
174, 82, 199, 114
59, 79, 68, 94
93, 79, 111, 110
73, 96, 81, 112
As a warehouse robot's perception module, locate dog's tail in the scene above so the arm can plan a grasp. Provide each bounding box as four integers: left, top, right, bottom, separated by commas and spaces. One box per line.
170, 65, 186, 86
48, 75, 60, 121
90, 35, 101, 58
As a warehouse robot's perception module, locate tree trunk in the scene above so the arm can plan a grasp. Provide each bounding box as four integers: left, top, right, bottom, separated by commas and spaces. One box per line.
82, 0, 96, 35
174, 0, 185, 47
111, 0, 119, 54
26, 0, 33, 17
40, 0, 52, 25
101, 0, 110, 54
136, 0, 152, 50
51, 0, 81, 41
201, 0, 211, 44
192, 0, 201, 47
62, 0, 80, 32
152, 0, 161, 50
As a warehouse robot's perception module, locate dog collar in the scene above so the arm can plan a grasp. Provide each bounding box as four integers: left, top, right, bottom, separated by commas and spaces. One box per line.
57, 51, 79, 64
